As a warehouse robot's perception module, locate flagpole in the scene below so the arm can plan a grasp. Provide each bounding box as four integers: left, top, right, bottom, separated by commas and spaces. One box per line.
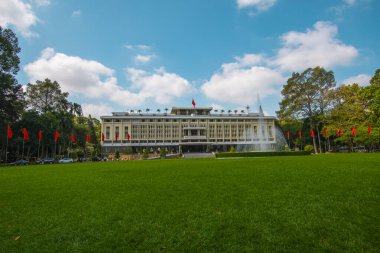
5, 134, 8, 164
37, 140, 40, 159
22, 138, 25, 159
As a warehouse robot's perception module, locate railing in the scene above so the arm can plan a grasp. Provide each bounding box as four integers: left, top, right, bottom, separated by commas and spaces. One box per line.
183, 136, 207, 140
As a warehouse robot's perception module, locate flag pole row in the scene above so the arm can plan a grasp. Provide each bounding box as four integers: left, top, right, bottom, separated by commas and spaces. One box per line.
285, 126, 372, 139
5, 125, 93, 143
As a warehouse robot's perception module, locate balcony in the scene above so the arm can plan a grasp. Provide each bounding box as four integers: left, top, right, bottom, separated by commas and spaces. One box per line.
183, 135, 207, 140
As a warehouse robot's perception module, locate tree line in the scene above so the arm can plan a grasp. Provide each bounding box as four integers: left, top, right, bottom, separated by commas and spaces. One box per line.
0, 26, 101, 163
277, 66, 380, 153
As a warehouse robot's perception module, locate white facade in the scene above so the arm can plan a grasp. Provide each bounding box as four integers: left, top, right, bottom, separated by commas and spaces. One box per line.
100, 107, 276, 153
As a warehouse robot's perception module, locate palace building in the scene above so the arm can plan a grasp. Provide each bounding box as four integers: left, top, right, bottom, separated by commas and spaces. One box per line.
100, 107, 277, 154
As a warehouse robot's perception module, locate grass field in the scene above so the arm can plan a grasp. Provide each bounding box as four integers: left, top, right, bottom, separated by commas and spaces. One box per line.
1, 154, 379, 252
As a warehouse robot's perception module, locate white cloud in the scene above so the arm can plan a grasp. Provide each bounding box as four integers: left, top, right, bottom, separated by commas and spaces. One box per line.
0, 0, 38, 37
24, 48, 192, 108
134, 54, 154, 64
201, 55, 285, 105
71, 10, 81, 17
209, 104, 224, 111
273, 21, 358, 71
125, 68, 192, 104
125, 44, 151, 51
82, 103, 114, 119
343, 0, 357, 6
34, 0, 50, 7
237, 0, 277, 11
342, 74, 371, 86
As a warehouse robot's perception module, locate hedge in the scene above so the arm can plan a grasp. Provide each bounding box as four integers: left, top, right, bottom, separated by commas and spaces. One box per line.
215, 151, 311, 158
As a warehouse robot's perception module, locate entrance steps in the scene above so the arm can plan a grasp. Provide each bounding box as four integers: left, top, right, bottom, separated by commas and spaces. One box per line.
183, 153, 215, 159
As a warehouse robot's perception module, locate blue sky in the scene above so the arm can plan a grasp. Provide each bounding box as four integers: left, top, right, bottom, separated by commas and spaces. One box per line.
1, 0, 379, 118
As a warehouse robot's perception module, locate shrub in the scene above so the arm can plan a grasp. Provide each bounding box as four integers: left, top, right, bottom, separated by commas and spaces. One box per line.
229, 146, 235, 153
142, 148, 148, 159
304, 145, 314, 152
159, 148, 167, 158
115, 150, 120, 159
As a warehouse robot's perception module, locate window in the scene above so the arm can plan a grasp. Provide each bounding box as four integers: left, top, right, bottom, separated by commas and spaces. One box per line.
124, 126, 129, 139
106, 127, 110, 139
115, 126, 119, 139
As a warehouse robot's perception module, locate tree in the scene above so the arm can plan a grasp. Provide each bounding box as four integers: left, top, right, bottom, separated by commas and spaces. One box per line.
325, 83, 369, 151
277, 67, 336, 153
0, 26, 25, 126
26, 79, 70, 113
363, 69, 380, 125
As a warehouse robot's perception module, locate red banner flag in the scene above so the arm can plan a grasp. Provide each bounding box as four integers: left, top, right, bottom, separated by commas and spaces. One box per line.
38, 130, 42, 142
351, 127, 356, 136
338, 128, 342, 137
310, 129, 315, 138
101, 132, 105, 141
22, 129, 29, 141
367, 126, 372, 135
7, 125, 13, 139
115, 132, 119, 141
192, 98, 196, 108
71, 133, 75, 143
298, 131, 302, 138
86, 134, 90, 143
127, 133, 131, 141
323, 128, 327, 137
54, 131, 60, 142
286, 131, 290, 139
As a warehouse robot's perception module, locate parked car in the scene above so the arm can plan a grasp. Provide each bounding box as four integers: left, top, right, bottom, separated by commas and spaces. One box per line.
13, 159, 29, 166
37, 158, 55, 164
58, 158, 74, 164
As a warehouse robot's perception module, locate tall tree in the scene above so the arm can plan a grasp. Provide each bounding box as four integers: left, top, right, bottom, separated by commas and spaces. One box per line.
0, 26, 25, 126
277, 67, 336, 153
363, 69, 380, 125
26, 79, 70, 113
325, 83, 369, 151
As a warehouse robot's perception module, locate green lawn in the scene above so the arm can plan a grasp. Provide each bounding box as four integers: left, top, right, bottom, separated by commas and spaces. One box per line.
1, 154, 379, 253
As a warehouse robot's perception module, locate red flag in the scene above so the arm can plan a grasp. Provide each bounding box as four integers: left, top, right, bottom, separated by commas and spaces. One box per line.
338, 128, 342, 137
101, 132, 105, 141
115, 132, 119, 141
86, 134, 90, 143
71, 133, 75, 143
127, 132, 131, 141
7, 125, 13, 139
323, 128, 327, 137
351, 127, 356, 136
298, 131, 302, 138
191, 98, 196, 108
38, 130, 42, 142
22, 129, 29, 141
367, 126, 372, 135
54, 131, 60, 142
310, 129, 315, 138
286, 131, 290, 139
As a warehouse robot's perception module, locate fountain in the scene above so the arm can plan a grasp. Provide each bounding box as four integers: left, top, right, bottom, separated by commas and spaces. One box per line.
236, 95, 287, 152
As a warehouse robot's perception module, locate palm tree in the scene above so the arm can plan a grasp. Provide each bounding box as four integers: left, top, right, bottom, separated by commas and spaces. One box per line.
240, 110, 245, 114
245, 105, 250, 113
137, 109, 142, 115
228, 110, 232, 114
221, 109, 225, 114
234, 110, 238, 114
146, 108, 150, 113
157, 109, 161, 113
165, 108, 168, 113
214, 109, 218, 113
130, 109, 134, 113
